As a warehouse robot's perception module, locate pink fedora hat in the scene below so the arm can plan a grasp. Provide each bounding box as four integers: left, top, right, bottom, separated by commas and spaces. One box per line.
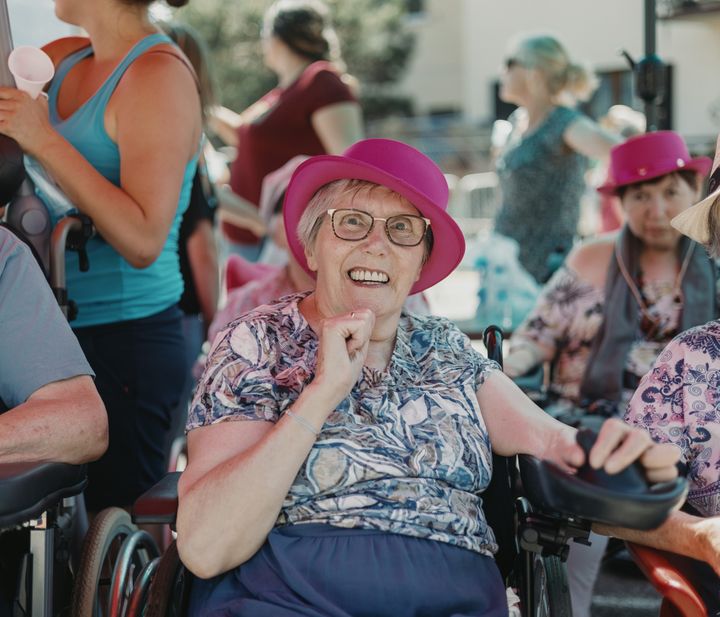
597, 131, 711, 196
283, 138, 465, 294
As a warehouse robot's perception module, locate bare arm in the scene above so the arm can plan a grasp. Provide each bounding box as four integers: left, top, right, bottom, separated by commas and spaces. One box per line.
208, 105, 242, 147
0, 376, 107, 464
176, 308, 375, 579
563, 116, 621, 160
596, 511, 720, 577
177, 383, 333, 579
311, 101, 364, 154
477, 371, 680, 480
0, 51, 201, 268
215, 185, 267, 236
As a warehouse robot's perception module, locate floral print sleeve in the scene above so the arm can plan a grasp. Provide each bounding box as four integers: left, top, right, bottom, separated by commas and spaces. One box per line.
625, 321, 720, 516
187, 317, 281, 429
512, 266, 601, 357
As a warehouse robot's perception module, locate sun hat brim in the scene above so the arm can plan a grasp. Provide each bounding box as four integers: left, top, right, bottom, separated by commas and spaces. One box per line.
671, 186, 720, 245
283, 154, 465, 295
597, 156, 713, 196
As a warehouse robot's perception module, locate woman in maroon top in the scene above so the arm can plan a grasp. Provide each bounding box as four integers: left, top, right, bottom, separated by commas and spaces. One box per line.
211, 0, 363, 257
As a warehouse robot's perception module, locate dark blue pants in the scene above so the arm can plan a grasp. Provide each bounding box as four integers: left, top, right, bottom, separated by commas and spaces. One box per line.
189, 524, 508, 617
74, 305, 185, 511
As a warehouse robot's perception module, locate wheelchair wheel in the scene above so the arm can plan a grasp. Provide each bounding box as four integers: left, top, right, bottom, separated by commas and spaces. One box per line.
145, 541, 192, 617
72, 507, 155, 617
530, 553, 571, 617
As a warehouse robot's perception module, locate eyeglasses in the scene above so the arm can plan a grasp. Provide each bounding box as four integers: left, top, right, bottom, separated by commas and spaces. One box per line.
327, 208, 431, 247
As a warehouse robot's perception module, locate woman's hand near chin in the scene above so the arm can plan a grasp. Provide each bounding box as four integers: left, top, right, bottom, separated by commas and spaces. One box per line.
310, 308, 375, 411
0, 87, 56, 156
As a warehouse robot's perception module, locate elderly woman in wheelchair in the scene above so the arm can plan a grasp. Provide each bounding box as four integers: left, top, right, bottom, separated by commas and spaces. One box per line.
173, 139, 681, 617
504, 131, 717, 617
610, 161, 720, 615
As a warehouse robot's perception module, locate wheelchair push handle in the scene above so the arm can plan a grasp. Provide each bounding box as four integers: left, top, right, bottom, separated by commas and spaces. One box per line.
575, 428, 649, 493
483, 325, 504, 366
519, 428, 688, 531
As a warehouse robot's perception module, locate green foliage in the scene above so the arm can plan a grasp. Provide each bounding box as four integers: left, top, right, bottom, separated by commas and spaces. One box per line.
173, 0, 415, 115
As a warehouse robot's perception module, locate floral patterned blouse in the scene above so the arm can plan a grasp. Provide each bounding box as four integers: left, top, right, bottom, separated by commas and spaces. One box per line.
188, 292, 501, 556
625, 321, 720, 516
512, 266, 682, 408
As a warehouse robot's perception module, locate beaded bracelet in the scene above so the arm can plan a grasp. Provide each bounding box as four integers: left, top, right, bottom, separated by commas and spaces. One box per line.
285, 409, 320, 437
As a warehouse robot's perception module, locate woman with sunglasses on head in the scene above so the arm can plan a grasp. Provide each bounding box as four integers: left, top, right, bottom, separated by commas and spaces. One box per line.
504, 131, 718, 617
176, 138, 679, 617
495, 34, 620, 283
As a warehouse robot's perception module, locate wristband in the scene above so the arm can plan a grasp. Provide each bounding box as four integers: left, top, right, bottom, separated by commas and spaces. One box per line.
285, 409, 320, 436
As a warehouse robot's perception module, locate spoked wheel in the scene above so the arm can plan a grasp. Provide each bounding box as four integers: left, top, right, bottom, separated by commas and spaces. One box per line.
530, 553, 572, 617
72, 507, 159, 617
145, 541, 192, 617
125, 557, 161, 617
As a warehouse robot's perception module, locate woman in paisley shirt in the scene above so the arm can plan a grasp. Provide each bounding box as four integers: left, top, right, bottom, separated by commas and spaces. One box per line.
505, 132, 715, 419
618, 158, 720, 612
175, 139, 679, 617
503, 131, 716, 617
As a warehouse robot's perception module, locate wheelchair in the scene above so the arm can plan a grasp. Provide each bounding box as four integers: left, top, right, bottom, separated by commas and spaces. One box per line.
504, 347, 713, 617
121, 325, 687, 617
1, 165, 158, 617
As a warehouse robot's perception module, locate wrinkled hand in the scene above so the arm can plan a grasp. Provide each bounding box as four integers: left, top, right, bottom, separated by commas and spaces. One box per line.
312, 308, 375, 410
0, 87, 55, 155
547, 417, 680, 483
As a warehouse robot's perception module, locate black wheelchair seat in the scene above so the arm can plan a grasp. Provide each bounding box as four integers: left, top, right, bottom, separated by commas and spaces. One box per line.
0, 461, 87, 528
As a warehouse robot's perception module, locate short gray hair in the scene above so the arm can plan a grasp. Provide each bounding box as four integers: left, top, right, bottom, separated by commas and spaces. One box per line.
296, 179, 434, 262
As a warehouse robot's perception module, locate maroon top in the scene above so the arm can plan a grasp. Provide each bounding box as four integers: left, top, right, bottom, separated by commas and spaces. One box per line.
225, 61, 357, 244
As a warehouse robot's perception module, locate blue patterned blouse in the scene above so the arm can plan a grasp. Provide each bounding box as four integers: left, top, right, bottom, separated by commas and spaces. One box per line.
188, 292, 501, 556
625, 320, 720, 516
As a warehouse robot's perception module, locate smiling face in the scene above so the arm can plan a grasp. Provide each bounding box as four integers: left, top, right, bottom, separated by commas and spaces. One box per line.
304, 185, 426, 322
620, 172, 701, 250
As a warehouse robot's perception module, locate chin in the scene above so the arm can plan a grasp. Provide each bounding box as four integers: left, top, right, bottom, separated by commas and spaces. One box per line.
642, 234, 678, 251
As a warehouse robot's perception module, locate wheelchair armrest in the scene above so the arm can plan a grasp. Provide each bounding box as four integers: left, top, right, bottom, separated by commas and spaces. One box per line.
0, 462, 87, 529
518, 455, 687, 530
625, 542, 707, 617
132, 472, 181, 525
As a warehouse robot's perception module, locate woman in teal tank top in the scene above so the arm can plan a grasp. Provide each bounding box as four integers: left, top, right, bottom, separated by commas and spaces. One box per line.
0, 0, 201, 511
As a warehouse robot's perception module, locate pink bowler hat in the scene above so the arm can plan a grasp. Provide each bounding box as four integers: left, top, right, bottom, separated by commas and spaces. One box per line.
283, 138, 465, 294
597, 131, 711, 196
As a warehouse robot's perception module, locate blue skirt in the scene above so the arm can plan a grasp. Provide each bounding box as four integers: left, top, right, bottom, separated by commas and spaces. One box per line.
188, 524, 508, 617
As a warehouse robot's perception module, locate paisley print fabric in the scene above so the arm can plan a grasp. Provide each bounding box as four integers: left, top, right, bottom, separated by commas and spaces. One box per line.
512, 265, 682, 407
188, 292, 501, 556
625, 320, 720, 516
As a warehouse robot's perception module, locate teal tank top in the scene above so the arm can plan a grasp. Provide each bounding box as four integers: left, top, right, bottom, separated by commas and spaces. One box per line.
44, 33, 198, 327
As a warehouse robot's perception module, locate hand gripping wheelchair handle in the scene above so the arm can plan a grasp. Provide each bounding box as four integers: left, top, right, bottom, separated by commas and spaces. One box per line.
519, 428, 687, 531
